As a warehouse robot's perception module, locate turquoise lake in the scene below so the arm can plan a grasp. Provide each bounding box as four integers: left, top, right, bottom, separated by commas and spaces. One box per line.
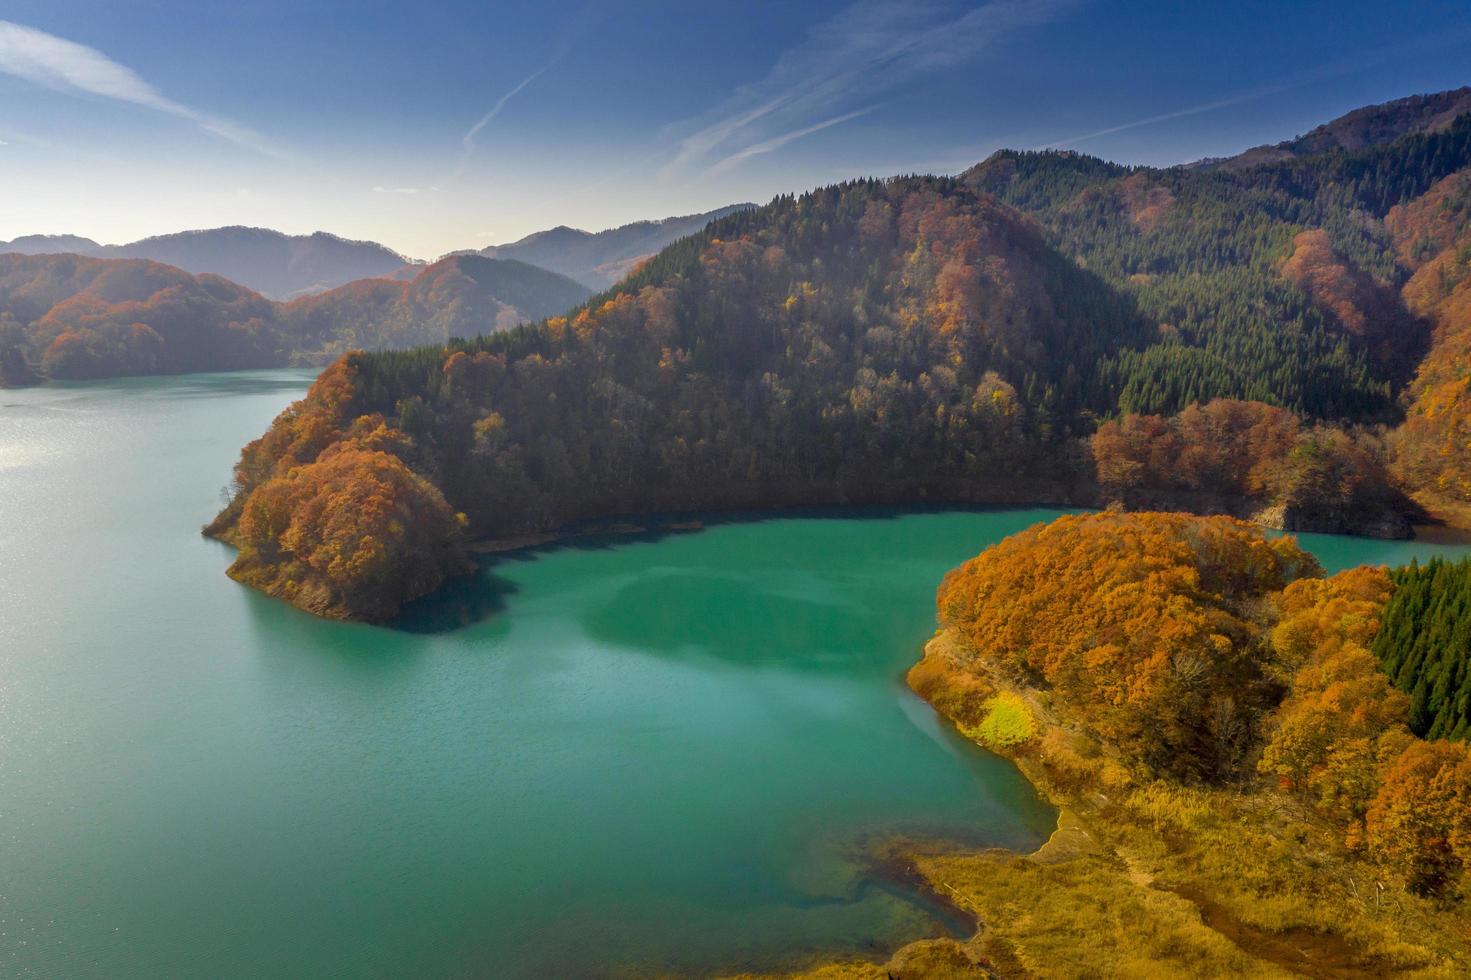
3, 370, 1469, 978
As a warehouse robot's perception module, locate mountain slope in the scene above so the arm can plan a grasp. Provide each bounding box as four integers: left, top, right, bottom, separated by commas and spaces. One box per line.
478, 204, 754, 288
1198, 86, 1471, 170
966, 93, 1471, 522
0, 253, 591, 384
963, 117, 1471, 419
284, 255, 592, 356
0, 253, 280, 383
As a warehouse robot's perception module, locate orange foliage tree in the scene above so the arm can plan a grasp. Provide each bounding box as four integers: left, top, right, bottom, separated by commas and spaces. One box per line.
937, 510, 1320, 780
1257, 568, 1410, 822
1091, 399, 1408, 533
1365, 740, 1471, 896
232, 445, 468, 621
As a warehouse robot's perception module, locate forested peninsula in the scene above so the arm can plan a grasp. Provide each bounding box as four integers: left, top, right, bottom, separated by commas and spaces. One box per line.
740, 511, 1471, 978
209, 91, 1471, 622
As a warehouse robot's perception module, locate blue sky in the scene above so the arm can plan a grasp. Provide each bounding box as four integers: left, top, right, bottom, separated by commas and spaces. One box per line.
1, 0, 1469, 258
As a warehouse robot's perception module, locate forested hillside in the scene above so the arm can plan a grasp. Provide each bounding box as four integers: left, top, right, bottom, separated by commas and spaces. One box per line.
965, 110, 1471, 417
0, 253, 590, 385
971, 101, 1471, 521
0, 254, 281, 383
1198, 86, 1471, 170
211, 89, 1471, 621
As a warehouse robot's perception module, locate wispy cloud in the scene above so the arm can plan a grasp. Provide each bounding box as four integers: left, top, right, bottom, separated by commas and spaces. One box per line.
1033, 85, 1298, 150
659, 0, 1079, 181
372, 185, 428, 195
442, 59, 557, 185
446, 3, 607, 186
707, 104, 883, 175
1032, 27, 1471, 153
0, 20, 284, 158
464, 65, 551, 155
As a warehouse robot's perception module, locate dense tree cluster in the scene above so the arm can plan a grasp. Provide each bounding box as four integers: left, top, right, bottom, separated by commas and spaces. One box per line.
1091, 399, 1411, 534
930, 511, 1471, 897
935, 511, 1319, 781
1373, 557, 1471, 740
0, 253, 589, 383
1255, 566, 1471, 897
210, 361, 471, 620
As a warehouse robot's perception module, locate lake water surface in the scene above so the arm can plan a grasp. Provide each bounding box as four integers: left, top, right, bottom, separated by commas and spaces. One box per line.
3, 371, 1469, 978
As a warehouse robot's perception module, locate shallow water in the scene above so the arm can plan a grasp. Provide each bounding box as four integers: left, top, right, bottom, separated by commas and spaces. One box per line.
2, 371, 1467, 978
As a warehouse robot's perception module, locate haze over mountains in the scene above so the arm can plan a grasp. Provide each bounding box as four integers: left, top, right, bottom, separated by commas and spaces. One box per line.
0, 204, 754, 301
0, 252, 590, 384
0, 228, 411, 300
474, 204, 755, 289
0, 204, 774, 384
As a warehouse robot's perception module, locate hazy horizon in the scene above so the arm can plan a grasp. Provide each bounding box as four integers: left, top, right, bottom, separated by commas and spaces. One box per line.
2, 0, 1469, 258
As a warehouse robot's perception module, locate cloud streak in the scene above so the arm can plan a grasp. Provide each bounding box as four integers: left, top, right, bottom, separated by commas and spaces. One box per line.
1032, 29, 1471, 153
441, 62, 555, 184
707, 104, 882, 175
0, 20, 283, 157
446, 0, 609, 185
445, 51, 577, 187
463, 65, 551, 154
659, 0, 1079, 181
1033, 87, 1293, 150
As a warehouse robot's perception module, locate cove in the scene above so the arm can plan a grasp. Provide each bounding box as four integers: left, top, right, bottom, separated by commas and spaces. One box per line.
5, 372, 1471, 979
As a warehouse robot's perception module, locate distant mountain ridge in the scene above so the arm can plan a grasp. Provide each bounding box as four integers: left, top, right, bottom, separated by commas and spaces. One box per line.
0, 226, 414, 300
1, 234, 104, 254
477, 204, 756, 289
106, 227, 415, 299
0, 204, 755, 299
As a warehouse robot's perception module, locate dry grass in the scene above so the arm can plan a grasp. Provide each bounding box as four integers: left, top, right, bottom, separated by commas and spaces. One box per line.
916, 849, 1295, 978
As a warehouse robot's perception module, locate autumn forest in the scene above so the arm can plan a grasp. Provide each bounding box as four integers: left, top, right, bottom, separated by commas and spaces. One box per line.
186, 87, 1471, 973
11, 72, 1471, 977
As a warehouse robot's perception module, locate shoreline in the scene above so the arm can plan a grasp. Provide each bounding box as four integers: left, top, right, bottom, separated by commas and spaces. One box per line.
736, 624, 1469, 978
459, 495, 1453, 563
